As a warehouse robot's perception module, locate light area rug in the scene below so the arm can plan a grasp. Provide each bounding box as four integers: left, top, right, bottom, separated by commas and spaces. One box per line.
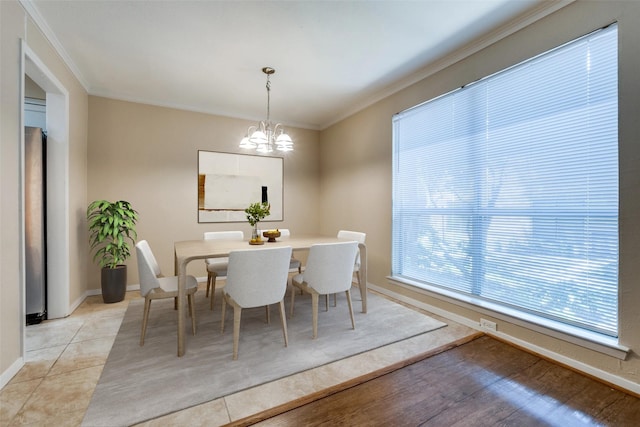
82, 289, 446, 426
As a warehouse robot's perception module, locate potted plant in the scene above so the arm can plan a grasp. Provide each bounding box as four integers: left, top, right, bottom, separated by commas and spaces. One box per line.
245, 202, 270, 245
87, 200, 139, 303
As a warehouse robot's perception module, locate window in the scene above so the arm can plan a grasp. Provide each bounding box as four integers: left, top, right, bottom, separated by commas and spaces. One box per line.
392, 24, 618, 337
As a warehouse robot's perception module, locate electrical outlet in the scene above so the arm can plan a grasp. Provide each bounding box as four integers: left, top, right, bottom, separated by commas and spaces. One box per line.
480, 318, 497, 331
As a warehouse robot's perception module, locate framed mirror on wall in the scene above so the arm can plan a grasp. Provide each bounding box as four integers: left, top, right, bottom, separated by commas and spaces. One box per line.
197, 150, 283, 223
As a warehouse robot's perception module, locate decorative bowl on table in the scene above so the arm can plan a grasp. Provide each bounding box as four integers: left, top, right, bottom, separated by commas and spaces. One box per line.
262, 229, 281, 242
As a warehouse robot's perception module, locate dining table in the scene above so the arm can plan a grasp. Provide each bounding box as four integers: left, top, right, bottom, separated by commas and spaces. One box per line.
173, 235, 367, 356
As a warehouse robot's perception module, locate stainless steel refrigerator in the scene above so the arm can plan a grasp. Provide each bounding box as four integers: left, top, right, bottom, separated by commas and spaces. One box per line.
25, 126, 47, 325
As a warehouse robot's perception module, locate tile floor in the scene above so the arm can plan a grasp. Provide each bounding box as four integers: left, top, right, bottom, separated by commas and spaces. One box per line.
1, 284, 477, 426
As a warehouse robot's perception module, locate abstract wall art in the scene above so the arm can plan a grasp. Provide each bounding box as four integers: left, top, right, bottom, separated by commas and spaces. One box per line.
197, 150, 283, 223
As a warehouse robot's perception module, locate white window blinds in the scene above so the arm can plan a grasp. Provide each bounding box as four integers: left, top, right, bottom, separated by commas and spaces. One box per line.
392, 24, 618, 336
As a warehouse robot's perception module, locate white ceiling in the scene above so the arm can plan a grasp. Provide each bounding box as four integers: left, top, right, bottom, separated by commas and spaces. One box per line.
23, 0, 564, 130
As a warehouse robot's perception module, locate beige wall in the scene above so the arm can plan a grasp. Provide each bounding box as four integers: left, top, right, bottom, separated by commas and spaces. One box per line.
87, 97, 321, 290
320, 0, 640, 391
1, 0, 25, 382
1, 0, 88, 382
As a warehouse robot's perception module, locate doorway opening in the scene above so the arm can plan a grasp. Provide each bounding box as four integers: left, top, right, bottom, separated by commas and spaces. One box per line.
21, 41, 70, 338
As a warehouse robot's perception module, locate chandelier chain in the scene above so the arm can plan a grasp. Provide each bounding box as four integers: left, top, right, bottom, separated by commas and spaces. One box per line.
266, 75, 271, 123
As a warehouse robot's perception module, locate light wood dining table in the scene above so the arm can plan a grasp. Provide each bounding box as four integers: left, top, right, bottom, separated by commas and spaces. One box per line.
173, 235, 367, 356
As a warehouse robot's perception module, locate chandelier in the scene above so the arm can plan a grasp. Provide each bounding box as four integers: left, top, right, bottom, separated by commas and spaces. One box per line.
240, 67, 293, 153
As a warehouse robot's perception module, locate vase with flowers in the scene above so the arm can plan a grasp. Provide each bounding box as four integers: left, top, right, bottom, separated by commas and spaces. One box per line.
245, 202, 270, 245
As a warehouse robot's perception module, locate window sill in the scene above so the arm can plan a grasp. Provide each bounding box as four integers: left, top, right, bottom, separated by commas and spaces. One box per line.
386, 276, 630, 360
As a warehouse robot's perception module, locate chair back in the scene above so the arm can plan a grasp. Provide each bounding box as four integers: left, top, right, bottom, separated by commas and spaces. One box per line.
279, 229, 291, 238
225, 246, 293, 308
302, 241, 359, 294
337, 230, 366, 268
204, 230, 244, 241
135, 240, 162, 297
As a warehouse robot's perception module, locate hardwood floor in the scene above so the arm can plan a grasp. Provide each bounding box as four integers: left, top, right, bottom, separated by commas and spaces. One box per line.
237, 336, 640, 426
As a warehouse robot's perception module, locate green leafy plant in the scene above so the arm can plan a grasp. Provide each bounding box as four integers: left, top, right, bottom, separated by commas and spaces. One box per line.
87, 200, 139, 269
245, 202, 270, 226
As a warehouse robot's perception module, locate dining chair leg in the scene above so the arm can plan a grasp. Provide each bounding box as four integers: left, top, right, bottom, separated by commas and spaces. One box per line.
265, 305, 270, 324
209, 273, 218, 310
324, 294, 329, 312
311, 293, 319, 339
346, 289, 355, 330
279, 300, 289, 347
206, 272, 211, 297
232, 305, 242, 360
188, 293, 196, 335
140, 297, 151, 346
220, 295, 227, 333
333, 293, 337, 307
290, 285, 296, 317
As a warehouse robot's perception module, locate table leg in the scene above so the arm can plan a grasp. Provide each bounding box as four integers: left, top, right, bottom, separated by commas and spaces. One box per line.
359, 243, 367, 313
177, 259, 186, 357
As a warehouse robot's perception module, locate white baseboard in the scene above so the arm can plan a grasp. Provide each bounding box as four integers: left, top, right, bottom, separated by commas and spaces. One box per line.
65, 284, 141, 317
369, 283, 480, 330
86, 283, 141, 297
0, 356, 24, 390
369, 283, 640, 396
69, 293, 86, 315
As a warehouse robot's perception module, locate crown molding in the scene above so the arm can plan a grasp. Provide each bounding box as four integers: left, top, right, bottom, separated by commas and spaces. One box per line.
19, 0, 90, 92
321, 0, 575, 130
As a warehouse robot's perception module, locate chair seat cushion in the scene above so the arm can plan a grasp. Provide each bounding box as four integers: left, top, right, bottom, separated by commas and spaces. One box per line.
206, 257, 230, 274
157, 274, 197, 293
292, 273, 303, 286
289, 258, 301, 269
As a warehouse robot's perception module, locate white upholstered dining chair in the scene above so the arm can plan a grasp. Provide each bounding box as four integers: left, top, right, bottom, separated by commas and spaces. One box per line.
325, 230, 367, 308
273, 229, 302, 274
220, 245, 293, 360
136, 240, 198, 346
290, 241, 359, 339
337, 230, 366, 287
204, 231, 244, 310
